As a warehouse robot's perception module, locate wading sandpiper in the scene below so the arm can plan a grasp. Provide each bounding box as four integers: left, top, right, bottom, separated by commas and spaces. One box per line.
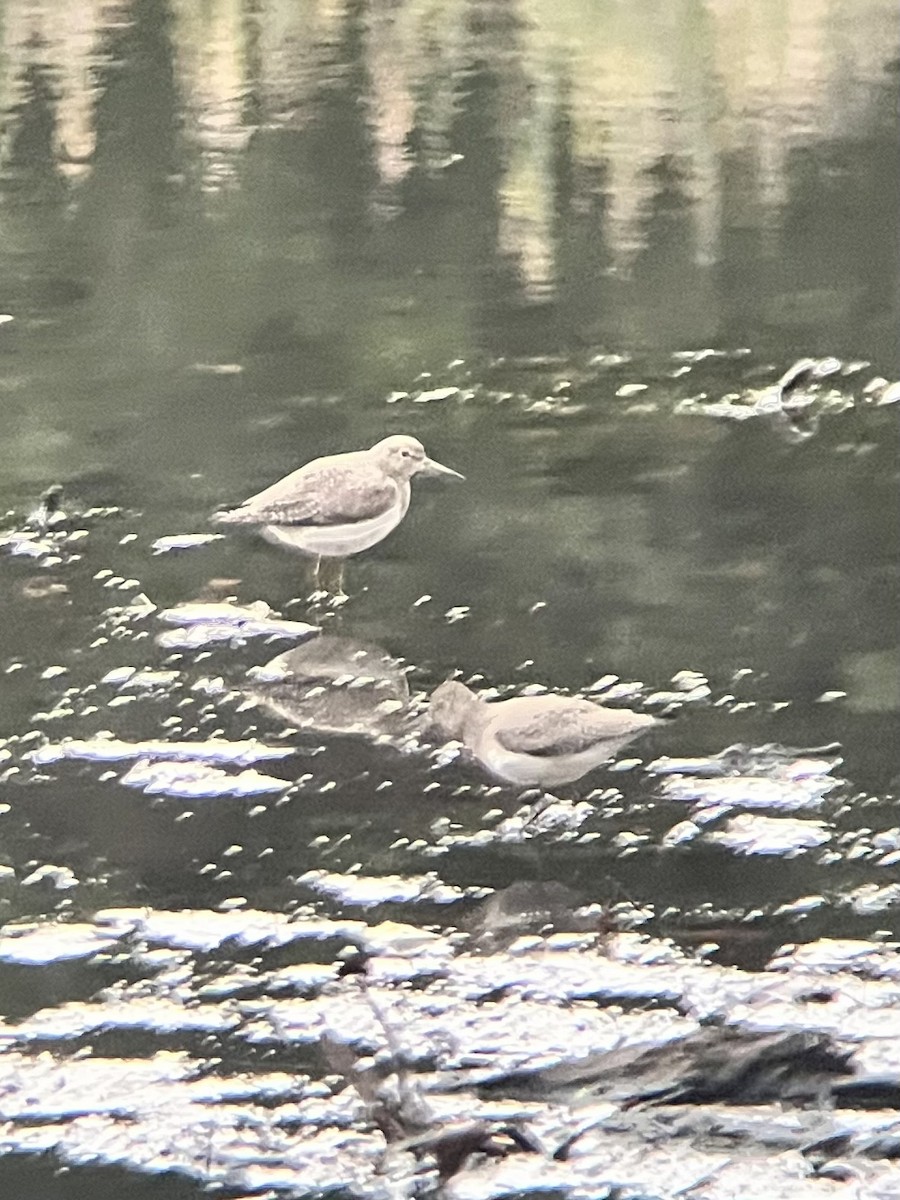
430, 680, 657, 789
213, 434, 463, 595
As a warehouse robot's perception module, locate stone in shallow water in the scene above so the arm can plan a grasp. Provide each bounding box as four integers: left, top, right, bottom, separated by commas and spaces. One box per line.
708, 814, 831, 857
768, 938, 900, 979
297, 869, 477, 908
119, 758, 290, 798
89, 908, 367, 953
27, 737, 292, 767
156, 599, 319, 648
151, 533, 225, 553
661, 772, 838, 812
0, 923, 122, 965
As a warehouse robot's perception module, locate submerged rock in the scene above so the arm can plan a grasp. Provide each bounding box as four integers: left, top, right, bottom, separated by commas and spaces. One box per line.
156, 600, 319, 648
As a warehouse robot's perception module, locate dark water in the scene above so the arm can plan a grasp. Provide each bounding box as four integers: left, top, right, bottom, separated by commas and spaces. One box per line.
0, 0, 899, 1192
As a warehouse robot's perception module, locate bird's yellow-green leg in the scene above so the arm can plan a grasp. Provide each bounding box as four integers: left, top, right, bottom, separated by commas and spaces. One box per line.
315, 556, 347, 601
312, 556, 323, 593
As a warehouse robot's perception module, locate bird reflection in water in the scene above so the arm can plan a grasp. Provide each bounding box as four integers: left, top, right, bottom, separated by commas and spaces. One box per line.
245, 635, 418, 745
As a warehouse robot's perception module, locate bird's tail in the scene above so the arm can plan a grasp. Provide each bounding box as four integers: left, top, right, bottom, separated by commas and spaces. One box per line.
211, 507, 248, 525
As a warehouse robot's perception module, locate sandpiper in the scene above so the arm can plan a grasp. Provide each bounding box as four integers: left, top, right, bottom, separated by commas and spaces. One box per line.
430, 680, 657, 788
213, 435, 463, 593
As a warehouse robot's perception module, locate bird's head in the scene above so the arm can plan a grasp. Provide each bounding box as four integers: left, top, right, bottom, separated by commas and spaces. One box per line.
429, 679, 478, 739
371, 435, 464, 481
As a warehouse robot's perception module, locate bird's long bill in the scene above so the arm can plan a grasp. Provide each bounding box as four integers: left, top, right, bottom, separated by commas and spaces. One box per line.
421, 456, 465, 480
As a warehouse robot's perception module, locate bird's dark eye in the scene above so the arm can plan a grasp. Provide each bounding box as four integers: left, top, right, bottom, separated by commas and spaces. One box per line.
401, 448, 412, 457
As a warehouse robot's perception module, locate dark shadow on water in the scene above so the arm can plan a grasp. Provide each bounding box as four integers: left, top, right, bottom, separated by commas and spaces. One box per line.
0, 1156, 255, 1200
2, 38, 66, 209
310, 0, 380, 259
86, 0, 186, 227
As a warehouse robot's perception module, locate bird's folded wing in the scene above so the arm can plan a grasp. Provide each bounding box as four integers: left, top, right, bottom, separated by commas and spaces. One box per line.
228, 461, 398, 526
495, 704, 652, 757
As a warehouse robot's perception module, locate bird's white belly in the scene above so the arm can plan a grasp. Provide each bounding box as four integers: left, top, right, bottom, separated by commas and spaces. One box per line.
476, 739, 614, 788
261, 498, 406, 558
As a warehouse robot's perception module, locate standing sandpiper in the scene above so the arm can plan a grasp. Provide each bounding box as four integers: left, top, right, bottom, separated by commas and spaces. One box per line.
213, 434, 463, 595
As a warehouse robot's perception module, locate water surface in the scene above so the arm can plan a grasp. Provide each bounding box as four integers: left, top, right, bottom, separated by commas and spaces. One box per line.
0, 0, 898, 1193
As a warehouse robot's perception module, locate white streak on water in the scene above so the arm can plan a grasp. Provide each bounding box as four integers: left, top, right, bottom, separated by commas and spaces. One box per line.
27, 738, 292, 766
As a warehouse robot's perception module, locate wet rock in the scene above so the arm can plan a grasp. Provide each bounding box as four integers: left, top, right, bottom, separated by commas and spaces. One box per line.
156, 600, 319, 648
119, 758, 290, 798
27, 737, 292, 767
151, 533, 225, 553
297, 869, 479, 908
707, 814, 831, 856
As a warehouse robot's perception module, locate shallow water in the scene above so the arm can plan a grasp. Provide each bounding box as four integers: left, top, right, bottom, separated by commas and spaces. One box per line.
0, 0, 898, 1194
